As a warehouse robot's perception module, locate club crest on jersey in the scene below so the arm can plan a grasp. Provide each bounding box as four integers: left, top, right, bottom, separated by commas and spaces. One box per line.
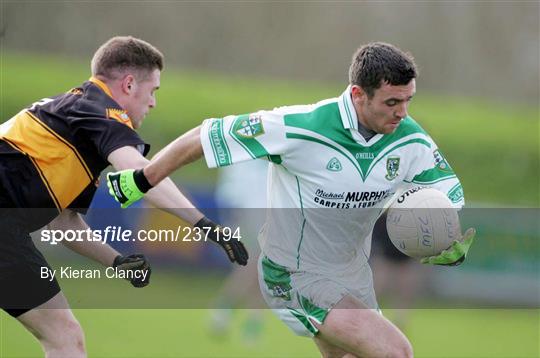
234, 114, 265, 138
385, 156, 400, 180
107, 108, 133, 128
326, 157, 342, 172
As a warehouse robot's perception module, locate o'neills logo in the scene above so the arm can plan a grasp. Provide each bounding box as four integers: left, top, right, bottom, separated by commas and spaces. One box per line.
396, 187, 425, 203
356, 152, 374, 159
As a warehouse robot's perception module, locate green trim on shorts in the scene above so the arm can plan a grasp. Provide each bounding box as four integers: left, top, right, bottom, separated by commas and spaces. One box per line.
289, 308, 318, 335
287, 293, 329, 336
298, 294, 328, 324
267, 154, 282, 164
261, 256, 292, 301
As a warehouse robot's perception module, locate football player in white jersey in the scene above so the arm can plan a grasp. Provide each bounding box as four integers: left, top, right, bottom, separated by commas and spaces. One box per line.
210, 160, 268, 342
108, 42, 474, 358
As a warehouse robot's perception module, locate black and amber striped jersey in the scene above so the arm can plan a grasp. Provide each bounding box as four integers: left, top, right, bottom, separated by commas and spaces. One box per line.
0, 77, 149, 218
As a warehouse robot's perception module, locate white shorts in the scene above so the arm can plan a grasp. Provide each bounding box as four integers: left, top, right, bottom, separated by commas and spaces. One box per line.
258, 254, 378, 337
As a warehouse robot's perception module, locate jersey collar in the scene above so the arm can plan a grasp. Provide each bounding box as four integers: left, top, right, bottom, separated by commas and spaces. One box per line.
88, 77, 135, 129
338, 85, 359, 131
89, 77, 114, 98
337, 86, 383, 146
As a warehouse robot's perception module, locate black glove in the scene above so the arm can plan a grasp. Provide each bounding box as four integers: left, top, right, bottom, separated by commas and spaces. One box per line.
195, 217, 249, 266
113, 254, 151, 287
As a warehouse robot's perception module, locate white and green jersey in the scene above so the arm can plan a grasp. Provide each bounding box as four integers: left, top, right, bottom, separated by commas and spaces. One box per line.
200, 86, 464, 274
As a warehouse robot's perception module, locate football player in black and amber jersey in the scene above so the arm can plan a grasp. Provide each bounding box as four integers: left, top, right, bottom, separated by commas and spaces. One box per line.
0, 36, 247, 357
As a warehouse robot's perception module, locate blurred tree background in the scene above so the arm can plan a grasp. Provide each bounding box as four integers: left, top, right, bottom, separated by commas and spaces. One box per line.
2, 1, 538, 205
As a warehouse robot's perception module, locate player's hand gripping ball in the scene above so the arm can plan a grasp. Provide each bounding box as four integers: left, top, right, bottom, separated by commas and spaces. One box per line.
386, 187, 475, 266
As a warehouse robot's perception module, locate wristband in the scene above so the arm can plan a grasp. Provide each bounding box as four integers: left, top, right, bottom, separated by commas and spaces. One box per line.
133, 169, 153, 193
194, 217, 216, 230
112, 255, 122, 267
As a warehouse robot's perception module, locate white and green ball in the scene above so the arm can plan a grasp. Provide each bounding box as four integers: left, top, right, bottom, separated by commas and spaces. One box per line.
386, 187, 461, 258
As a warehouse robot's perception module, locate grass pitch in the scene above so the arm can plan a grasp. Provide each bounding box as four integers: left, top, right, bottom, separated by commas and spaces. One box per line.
1, 308, 538, 357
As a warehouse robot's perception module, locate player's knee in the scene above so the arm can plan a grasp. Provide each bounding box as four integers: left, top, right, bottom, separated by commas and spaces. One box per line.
350, 330, 413, 358
63, 318, 85, 353
388, 337, 413, 358
42, 316, 85, 355
404, 339, 414, 358
68, 319, 86, 353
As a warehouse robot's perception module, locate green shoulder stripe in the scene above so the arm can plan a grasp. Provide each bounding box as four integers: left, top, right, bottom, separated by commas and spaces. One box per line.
286, 131, 430, 182
412, 167, 456, 184
284, 103, 432, 180
285, 132, 363, 178
284, 101, 349, 142
285, 104, 428, 154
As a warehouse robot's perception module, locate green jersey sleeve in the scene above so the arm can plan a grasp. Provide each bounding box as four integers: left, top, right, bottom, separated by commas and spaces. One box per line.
200, 111, 288, 168
404, 138, 465, 208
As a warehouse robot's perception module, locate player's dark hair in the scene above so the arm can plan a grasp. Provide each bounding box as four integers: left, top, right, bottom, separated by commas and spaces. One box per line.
91, 36, 164, 80
349, 42, 417, 98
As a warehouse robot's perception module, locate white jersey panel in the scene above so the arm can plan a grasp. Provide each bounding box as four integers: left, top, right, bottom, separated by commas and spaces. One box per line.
200, 111, 289, 168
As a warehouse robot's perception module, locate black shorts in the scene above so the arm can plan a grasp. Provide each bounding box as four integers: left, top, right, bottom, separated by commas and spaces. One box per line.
0, 198, 61, 317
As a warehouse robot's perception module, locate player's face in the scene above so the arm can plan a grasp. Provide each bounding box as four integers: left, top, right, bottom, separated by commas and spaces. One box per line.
352, 80, 416, 134
126, 69, 160, 129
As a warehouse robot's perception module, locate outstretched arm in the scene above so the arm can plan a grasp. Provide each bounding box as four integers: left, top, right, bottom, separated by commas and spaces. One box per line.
106, 142, 248, 266
48, 209, 151, 287
48, 209, 119, 267
144, 126, 203, 187
107, 144, 204, 225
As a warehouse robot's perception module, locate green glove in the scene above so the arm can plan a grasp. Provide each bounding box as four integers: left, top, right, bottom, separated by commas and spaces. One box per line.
421, 228, 476, 266
107, 169, 151, 208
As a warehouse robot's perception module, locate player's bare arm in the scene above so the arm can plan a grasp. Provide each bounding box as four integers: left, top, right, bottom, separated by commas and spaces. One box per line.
47, 208, 151, 287
144, 126, 203, 186
47, 209, 120, 267
107, 144, 248, 266
107, 145, 204, 225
